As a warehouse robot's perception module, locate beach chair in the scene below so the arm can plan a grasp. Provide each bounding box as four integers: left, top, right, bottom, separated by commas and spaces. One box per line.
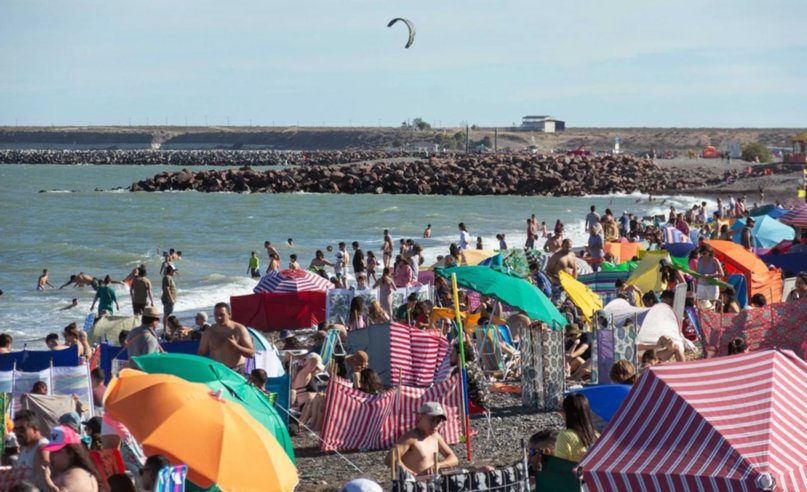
495, 325, 521, 380
319, 328, 345, 367
534, 455, 581, 491
474, 325, 505, 375
155, 464, 188, 492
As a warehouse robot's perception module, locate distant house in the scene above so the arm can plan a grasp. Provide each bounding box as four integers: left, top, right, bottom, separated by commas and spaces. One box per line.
521, 116, 565, 133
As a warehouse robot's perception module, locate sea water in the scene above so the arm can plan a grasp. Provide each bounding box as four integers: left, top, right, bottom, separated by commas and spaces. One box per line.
0, 164, 712, 347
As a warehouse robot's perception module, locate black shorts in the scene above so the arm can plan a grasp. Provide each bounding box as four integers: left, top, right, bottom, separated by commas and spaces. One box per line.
163, 303, 174, 317
132, 303, 145, 315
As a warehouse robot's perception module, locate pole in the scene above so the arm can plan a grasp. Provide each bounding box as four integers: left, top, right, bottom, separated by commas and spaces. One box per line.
450, 273, 472, 461
465, 124, 470, 154
494, 128, 498, 153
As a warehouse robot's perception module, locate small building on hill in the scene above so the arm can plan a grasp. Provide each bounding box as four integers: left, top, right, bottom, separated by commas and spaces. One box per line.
520, 116, 565, 133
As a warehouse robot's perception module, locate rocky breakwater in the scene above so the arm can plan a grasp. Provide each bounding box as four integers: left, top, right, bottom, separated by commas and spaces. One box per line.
128, 154, 739, 195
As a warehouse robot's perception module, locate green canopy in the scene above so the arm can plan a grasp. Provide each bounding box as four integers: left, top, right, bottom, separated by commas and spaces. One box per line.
434, 266, 567, 328
132, 353, 294, 463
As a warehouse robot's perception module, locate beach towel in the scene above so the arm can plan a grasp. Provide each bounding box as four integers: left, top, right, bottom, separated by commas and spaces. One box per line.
698, 297, 807, 356
319, 374, 464, 451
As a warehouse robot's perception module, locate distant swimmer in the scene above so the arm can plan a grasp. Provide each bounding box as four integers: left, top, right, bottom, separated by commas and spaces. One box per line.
423, 224, 431, 239
287, 238, 294, 248
59, 298, 79, 311
37, 269, 55, 290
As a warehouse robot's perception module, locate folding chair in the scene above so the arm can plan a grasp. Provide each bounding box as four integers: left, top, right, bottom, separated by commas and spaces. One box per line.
474, 325, 505, 375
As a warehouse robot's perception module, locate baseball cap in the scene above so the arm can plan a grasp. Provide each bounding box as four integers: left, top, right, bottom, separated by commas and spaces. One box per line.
58, 412, 82, 433
43, 425, 82, 452
418, 402, 446, 419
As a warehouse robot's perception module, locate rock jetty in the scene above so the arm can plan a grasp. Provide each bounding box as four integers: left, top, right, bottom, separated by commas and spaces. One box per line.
0, 149, 416, 166
128, 154, 739, 196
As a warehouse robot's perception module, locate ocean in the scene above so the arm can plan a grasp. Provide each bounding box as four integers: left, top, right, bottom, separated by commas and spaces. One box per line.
0, 164, 713, 348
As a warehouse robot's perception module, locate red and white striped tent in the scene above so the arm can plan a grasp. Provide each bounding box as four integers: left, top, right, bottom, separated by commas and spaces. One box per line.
580, 350, 807, 491
253, 268, 332, 294
778, 203, 807, 228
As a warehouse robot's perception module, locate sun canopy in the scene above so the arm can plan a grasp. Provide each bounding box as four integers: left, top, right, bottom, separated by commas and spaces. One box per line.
731, 216, 795, 249
707, 240, 783, 303
627, 251, 670, 294
428, 249, 498, 269
580, 350, 807, 491
231, 291, 326, 331
604, 242, 644, 263
778, 203, 807, 228
559, 271, 602, 322
434, 266, 567, 328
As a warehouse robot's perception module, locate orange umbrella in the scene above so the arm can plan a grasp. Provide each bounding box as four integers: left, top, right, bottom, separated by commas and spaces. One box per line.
104, 369, 298, 492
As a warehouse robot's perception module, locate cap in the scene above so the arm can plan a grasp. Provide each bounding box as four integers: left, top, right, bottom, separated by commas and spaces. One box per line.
58, 412, 82, 433
82, 416, 103, 435
347, 350, 369, 368
43, 425, 82, 452
418, 401, 446, 418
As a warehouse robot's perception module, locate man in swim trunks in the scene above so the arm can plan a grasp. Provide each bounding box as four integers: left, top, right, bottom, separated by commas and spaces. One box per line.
384, 402, 458, 476
129, 266, 154, 315
545, 239, 577, 285
58, 273, 96, 290
59, 298, 79, 311
38, 269, 55, 290
198, 302, 255, 373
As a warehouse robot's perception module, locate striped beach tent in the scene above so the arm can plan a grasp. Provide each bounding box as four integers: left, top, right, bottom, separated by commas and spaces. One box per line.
253, 268, 332, 294
580, 350, 807, 491
778, 203, 807, 228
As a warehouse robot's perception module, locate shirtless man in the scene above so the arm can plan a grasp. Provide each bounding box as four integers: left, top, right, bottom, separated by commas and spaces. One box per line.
198, 302, 255, 373
545, 239, 577, 284
58, 273, 95, 289
384, 402, 458, 476
543, 233, 562, 253
423, 224, 431, 239
38, 269, 55, 290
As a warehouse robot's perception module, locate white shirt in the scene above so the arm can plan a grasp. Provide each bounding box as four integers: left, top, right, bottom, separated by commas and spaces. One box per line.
459, 230, 471, 249
585, 212, 601, 231
334, 251, 345, 275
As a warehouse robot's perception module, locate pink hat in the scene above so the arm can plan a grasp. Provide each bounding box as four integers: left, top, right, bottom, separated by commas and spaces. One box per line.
43, 425, 82, 452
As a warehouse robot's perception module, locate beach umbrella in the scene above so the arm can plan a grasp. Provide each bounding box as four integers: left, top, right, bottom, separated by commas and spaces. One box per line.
559, 271, 603, 322
105, 369, 298, 491
434, 266, 567, 328
731, 215, 795, 249
131, 353, 294, 462
88, 315, 140, 344
428, 249, 498, 269
253, 268, 332, 294
779, 203, 807, 228
662, 225, 696, 257
579, 350, 807, 491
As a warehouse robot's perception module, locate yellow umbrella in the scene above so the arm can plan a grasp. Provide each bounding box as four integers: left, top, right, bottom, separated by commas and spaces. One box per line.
104, 369, 298, 492
559, 271, 603, 322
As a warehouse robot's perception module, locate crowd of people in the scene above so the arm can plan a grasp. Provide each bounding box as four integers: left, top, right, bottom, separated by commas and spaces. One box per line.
9, 194, 805, 490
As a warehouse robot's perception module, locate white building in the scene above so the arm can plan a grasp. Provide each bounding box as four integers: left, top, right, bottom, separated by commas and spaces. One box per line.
521, 116, 565, 133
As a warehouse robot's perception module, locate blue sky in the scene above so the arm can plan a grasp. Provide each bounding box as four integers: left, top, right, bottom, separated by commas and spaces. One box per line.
1, 0, 805, 127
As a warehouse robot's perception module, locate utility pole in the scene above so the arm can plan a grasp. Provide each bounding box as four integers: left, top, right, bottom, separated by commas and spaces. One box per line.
494, 128, 498, 153
465, 124, 470, 154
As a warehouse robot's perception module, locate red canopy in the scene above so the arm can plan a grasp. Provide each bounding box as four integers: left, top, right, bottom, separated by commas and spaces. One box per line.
580, 350, 807, 491
230, 291, 326, 331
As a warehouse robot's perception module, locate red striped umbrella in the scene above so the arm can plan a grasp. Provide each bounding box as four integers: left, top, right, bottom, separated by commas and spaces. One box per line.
779, 203, 807, 228
253, 269, 332, 294
580, 350, 807, 491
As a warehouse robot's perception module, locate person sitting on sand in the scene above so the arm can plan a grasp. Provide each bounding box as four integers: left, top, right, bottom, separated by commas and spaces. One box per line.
248, 368, 268, 393
639, 335, 684, 363
726, 338, 748, 355
546, 239, 577, 287
786, 272, 807, 302
38, 269, 55, 291
384, 402, 459, 476
198, 302, 254, 374
528, 429, 559, 476
164, 315, 193, 342
640, 349, 660, 372
609, 360, 637, 384
564, 324, 591, 380
291, 352, 325, 409
555, 394, 599, 462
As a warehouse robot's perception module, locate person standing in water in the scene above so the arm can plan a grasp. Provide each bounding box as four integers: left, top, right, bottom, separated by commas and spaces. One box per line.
382, 229, 394, 269
247, 251, 261, 279
90, 276, 120, 316
423, 224, 431, 238
38, 269, 55, 290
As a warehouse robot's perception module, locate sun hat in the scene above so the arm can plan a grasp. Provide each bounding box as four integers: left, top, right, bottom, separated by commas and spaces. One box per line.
43, 425, 82, 452
58, 412, 82, 433
418, 401, 446, 418
142, 306, 162, 318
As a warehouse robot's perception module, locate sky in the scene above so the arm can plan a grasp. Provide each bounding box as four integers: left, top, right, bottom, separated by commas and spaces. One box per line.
1, 0, 806, 128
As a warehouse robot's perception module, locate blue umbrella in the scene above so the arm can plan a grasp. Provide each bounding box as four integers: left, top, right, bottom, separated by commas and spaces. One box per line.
732, 216, 795, 249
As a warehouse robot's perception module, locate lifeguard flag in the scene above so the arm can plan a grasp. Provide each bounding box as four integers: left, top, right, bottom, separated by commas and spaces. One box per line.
230, 291, 326, 331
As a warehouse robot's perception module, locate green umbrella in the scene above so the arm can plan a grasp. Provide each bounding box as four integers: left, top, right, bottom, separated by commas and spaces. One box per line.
132, 353, 294, 463
435, 265, 568, 328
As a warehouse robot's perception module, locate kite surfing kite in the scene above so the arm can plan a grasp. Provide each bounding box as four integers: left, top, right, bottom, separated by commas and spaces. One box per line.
387, 18, 415, 48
